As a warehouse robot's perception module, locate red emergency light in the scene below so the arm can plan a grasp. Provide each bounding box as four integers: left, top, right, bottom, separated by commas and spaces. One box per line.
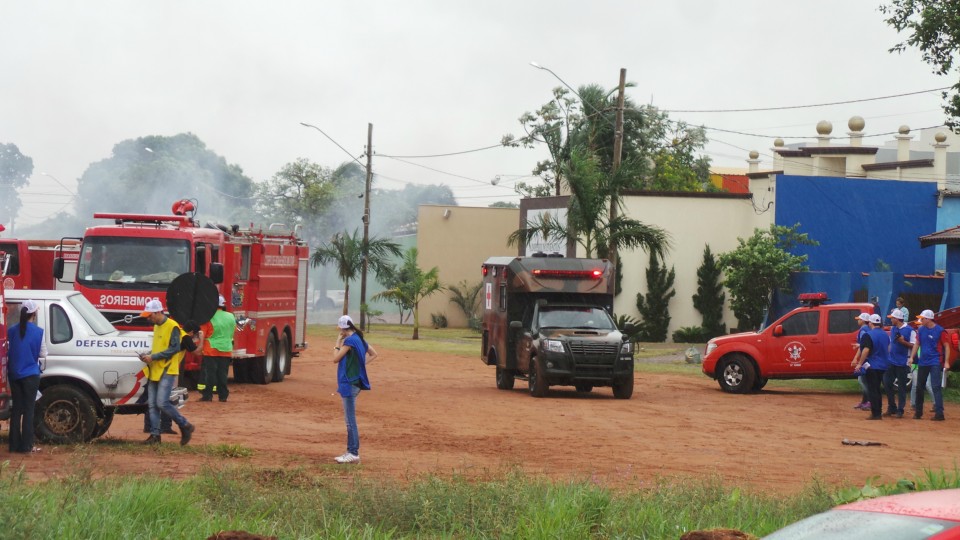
482, 266, 488, 277
532, 269, 604, 279
798, 292, 829, 306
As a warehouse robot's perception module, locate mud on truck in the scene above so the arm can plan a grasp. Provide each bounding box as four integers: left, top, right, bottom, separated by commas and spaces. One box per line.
480, 256, 635, 399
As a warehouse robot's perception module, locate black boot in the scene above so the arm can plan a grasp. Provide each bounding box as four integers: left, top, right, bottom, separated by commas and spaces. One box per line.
180, 423, 195, 446
144, 435, 161, 444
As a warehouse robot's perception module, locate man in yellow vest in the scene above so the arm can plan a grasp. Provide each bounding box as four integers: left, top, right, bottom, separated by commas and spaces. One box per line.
139, 299, 196, 445
199, 295, 236, 402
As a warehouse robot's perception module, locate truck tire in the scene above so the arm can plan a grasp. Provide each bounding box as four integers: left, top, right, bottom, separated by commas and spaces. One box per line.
496, 366, 515, 390
528, 357, 549, 398
90, 408, 115, 439
612, 368, 634, 399
575, 383, 593, 393
752, 376, 769, 392
250, 334, 278, 385
272, 332, 290, 382
718, 355, 756, 394
36, 385, 98, 443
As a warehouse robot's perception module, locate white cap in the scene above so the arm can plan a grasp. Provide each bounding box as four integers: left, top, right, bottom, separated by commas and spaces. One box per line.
869, 313, 882, 324
140, 299, 163, 317
918, 309, 936, 320
337, 315, 354, 329
21, 299, 39, 314
218, 295, 226, 307
888, 309, 904, 321
855, 313, 871, 323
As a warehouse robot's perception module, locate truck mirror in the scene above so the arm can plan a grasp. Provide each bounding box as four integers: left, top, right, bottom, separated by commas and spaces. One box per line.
209, 263, 224, 284
622, 323, 636, 334
772, 325, 783, 337
509, 320, 522, 330
53, 257, 64, 279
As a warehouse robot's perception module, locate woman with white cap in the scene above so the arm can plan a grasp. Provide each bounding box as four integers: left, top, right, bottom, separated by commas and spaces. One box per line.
331, 315, 379, 464
6, 299, 47, 453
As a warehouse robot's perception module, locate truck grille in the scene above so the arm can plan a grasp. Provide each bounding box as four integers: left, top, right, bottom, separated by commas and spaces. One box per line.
568, 340, 618, 365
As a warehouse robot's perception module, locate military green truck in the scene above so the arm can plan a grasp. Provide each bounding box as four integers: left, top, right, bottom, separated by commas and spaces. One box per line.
480, 255, 634, 399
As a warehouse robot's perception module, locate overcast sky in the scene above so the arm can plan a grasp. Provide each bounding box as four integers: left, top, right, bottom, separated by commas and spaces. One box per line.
2, 0, 950, 226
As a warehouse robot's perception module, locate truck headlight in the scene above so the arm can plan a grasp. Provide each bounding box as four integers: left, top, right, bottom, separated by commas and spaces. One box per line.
620, 341, 633, 354
544, 340, 564, 353
705, 342, 717, 357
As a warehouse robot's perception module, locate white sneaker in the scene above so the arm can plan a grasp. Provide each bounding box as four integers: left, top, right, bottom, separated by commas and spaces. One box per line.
335, 452, 360, 464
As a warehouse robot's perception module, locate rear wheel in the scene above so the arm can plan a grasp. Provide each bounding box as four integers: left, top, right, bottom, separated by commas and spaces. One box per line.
528, 357, 549, 397
35, 385, 98, 443
718, 355, 756, 394
495, 366, 515, 390
250, 333, 277, 385
272, 333, 290, 382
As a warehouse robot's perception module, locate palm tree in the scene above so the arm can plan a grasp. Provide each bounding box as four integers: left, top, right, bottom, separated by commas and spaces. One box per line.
373, 248, 442, 340
310, 229, 402, 315
509, 147, 671, 261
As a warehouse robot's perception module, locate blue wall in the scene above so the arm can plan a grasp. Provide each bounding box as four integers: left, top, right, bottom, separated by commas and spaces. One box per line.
775, 175, 938, 274
935, 197, 960, 270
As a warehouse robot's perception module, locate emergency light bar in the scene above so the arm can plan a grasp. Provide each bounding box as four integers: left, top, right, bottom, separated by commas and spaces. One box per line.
798, 292, 829, 306
532, 269, 603, 279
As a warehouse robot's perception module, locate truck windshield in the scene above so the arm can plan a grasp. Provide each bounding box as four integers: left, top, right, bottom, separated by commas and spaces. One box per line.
67, 294, 116, 335
538, 306, 616, 330
77, 237, 190, 289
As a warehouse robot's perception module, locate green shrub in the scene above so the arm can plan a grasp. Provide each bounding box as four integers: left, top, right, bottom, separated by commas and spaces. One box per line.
430, 312, 448, 328
672, 326, 706, 343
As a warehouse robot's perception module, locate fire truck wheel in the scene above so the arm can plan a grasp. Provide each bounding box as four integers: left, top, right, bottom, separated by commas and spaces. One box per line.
90, 408, 115, 439
251, 334, 278, 385
528, 357, 549, 398
36, 385, 98, 443
495, 366, 515, 390
612, 375, 633, 399
272, 333, 290, 382
718, 354, 756, 394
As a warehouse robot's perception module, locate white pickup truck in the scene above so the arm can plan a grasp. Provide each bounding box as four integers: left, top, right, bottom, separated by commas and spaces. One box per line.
3, 289, 188, 443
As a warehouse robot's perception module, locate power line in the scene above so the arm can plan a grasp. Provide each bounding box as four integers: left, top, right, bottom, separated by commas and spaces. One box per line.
300, 122, 369, 171
664, 87, 951, 113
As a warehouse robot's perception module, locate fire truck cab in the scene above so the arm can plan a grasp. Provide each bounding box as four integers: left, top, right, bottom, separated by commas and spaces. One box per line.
55, 200, 310, 385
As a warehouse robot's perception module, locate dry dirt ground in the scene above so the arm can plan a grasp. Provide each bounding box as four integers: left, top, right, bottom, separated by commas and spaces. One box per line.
5, 336, 959, 493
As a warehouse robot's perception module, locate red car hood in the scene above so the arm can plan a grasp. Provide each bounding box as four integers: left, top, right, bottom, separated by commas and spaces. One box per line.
839, 489, 960, 521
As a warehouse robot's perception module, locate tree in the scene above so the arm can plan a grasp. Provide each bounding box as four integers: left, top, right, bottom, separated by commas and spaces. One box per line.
881, 1, 960, 127
373, 248, 442, 340
693, 245, 726, 340
447, 280, 483, 331
488, 201, 518, 208
718, 224, 819, 331
310, 229, 402, 315
255, 158, 340, 248
635, 251, 676, 342
0, 143, 34, 231
508, 148, 671, 261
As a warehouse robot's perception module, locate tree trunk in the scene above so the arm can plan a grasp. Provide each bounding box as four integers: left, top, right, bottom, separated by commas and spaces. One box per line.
342, 282, 350, 316
412, 302, 420, 340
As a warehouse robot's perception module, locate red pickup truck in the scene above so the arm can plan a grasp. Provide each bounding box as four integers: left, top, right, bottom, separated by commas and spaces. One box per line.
702, 295, 877, 393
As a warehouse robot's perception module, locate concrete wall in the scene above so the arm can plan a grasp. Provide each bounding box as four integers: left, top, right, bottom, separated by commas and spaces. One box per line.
417, 205, 519, 327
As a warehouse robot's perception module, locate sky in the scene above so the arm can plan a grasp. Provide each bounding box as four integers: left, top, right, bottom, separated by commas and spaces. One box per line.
1, 0, 952, 227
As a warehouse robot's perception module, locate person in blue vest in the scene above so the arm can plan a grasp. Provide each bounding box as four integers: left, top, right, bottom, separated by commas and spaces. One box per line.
331, 315, 379, 464
849, 313, 871, 410
7, 299, 46, 453
909, 309, 951, 421
854, 313, 890, 420
883, 309, 914, 418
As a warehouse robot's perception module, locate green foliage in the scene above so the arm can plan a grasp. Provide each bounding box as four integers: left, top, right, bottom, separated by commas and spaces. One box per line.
718, 224, 819, 331
488, 200, 519, 208
310, 229, 402, 315
672, 326, 706, 343
881, 1, 960, 128
447, 280, 483, 331
636, 251, 677, 342
0, 142, 33, 230
430, 312, 448, 329
373, 248, 443, 340
614, 314, 642, 342
254, 158, 340, 247
693, 245, 726, 339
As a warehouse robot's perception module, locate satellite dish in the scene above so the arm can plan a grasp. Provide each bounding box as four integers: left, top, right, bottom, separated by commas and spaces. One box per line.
166, 272, 219, 326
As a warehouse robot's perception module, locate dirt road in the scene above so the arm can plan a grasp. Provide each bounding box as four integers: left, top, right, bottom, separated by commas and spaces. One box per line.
7, 338, 958, 493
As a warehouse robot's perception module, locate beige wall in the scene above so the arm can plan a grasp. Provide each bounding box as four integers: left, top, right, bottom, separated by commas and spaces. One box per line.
417, 205, 519, 327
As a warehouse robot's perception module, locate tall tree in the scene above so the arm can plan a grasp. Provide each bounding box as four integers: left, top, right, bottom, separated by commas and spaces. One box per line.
0, 143, 34, 231
693, 245, 726, 340
718, 224, 818, 331
881, 1, 960, 127
255, 158, 340, 248
310, 229, 402, 315
635, 251, 676, 342
373, 248, 442, 340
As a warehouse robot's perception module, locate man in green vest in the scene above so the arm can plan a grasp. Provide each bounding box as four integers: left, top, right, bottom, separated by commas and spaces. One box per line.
199, 295, 236, 402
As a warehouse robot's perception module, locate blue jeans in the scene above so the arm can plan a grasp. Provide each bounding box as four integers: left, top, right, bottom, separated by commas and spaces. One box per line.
916, 365, 944, 416
341, 385, 361, 455
147, 374, 188, 436
883, 365, 909, 414
9, 375, 41, 453
910, 368, 934, 408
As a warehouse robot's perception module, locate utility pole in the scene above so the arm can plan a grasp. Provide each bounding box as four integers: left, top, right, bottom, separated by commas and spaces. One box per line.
359, 123, 373, 331
608, 68, 626, 275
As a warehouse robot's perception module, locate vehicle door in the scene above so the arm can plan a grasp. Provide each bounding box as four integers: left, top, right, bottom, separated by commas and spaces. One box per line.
765, 310, 825, 375
514, 302, 536, 375
822, 307, 863, 374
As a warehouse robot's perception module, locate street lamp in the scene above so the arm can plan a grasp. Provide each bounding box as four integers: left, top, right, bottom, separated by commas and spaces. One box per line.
41, 172, 77, 196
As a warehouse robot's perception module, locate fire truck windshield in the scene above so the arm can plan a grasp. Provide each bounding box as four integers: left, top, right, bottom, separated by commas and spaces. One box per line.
77, 237, 190, 289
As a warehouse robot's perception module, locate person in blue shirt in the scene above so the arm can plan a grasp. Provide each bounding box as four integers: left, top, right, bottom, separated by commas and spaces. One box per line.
850, 313, 871, 410
331, 315, 379, 464
883, 310, 914, 418
854, 313, 890, 420
909, 309, 951, 421
6, 299, 47, 453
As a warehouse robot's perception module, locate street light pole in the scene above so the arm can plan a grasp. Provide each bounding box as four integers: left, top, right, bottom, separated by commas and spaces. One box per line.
359, 123, 373, 331
609, 68, 627, 272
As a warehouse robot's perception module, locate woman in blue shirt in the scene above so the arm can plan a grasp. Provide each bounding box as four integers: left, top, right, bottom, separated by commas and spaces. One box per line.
7, 299, 47, 453
331, 315, 379, 464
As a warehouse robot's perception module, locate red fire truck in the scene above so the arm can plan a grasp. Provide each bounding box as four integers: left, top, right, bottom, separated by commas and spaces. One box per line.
54, 200, 310, 385
0, 238, 79, 291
